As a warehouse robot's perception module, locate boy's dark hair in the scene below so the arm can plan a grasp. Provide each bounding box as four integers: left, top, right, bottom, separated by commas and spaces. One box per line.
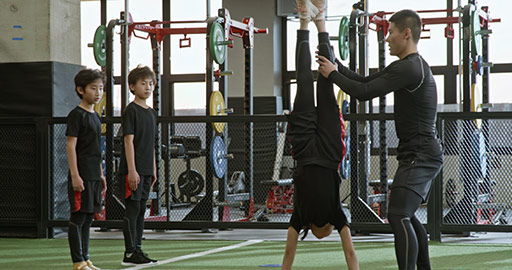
128, 66, 157, 94
389, 9, 422, 44
74, 69, 106, 99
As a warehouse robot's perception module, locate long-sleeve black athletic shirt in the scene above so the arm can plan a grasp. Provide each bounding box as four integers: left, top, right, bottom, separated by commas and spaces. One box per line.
328, 53, 437, 149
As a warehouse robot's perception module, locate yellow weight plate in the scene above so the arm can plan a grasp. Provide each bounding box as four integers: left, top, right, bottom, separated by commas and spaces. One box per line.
471, 83, 482, 129
94, 92, 107, 133
337, 89, 349, 129
209, 91, 226, 133
337, 89, 343, 110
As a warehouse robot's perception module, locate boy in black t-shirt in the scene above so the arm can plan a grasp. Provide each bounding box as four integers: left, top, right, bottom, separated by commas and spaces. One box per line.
66, 69, 107, 270
119, 66, 158, 266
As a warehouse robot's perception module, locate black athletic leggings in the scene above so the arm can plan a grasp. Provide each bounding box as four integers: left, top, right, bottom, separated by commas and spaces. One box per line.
123, 198, 147, 253
388, 187, 431, 270
68, 212, 94, 263
294, 30, 338, 127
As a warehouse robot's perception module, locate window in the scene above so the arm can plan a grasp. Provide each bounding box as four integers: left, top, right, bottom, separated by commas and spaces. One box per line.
173, 82, 207, 112
80, 0, 163, 73
489, 73, 512, 104
285, 0, 512, 107
170, 34, 206, 74
479, 0, 512, 63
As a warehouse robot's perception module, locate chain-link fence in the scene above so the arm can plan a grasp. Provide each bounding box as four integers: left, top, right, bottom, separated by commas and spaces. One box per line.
0, 121, 38, 221
342, 116, 429, 227
344, 118, 402, 224
4, 112, 512, 237
441, 116, 512, 226
45, 116, 297, 225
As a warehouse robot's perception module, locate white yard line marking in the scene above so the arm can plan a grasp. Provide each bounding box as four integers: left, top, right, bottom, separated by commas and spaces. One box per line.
122, 239, 263, 270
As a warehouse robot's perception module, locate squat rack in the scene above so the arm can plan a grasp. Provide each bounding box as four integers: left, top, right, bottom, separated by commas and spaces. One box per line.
100, 7, 267, 223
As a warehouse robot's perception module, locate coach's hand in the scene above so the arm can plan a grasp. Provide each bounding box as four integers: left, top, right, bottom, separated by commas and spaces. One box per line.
316, 55, 337, 78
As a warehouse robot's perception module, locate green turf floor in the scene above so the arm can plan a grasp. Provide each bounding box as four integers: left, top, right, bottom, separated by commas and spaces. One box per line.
2, 238, 512, 270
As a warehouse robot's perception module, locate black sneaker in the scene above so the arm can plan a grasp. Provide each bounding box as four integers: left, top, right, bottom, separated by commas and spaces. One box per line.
137, 250, 158, 264
121, 251, 153, 266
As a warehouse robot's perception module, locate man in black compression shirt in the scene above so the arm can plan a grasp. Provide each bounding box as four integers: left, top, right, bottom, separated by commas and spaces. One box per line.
317, 9, 443, 270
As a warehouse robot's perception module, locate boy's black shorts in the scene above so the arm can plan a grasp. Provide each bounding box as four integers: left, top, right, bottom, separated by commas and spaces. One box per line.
68, 178, 102, 213
120, 175, 152, 201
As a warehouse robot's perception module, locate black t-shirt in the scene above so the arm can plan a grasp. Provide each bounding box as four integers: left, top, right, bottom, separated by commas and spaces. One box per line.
118, 102, 157, 176
289, 164, 349, 234
286, 111, 345, 170
66, 106, 102, 181
329, 53, 438, 152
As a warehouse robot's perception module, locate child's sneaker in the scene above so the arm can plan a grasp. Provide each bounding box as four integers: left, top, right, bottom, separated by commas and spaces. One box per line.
85, 260, 101, 270
121, 251, 153, 266
73, 261, 92, 270
296, 0, 319, 21
138, 250, 158, 264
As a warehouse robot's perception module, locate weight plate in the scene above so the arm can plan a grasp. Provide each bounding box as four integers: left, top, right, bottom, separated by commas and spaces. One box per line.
473, 55, 483, 75
93, 25, 107, 67
337, 89, 343, 110
471, 8, 481, 56
209, 91, 226, 133
338, 16, 350, 61
337, 90, 349, 129
94, 92, 107, 133
210, 21, 226, 65
340, 136, 350, 179
471, 83, 483, 129
337, 89, 348, 113
342, 100, 349, 115
210, 136, 227, 179
178, 169, 205, 198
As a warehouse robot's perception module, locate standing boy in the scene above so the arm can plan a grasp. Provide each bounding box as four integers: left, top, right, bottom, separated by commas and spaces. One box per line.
119, 66, 158, 266
66, 69, 107, 270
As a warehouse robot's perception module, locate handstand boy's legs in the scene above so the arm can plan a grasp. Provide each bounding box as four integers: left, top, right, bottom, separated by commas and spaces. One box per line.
293, 30, 315, 113
316, 31, 342, 143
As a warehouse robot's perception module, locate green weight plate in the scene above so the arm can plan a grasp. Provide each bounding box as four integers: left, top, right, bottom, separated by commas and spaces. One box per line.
471, 8, 481, 55
338, 16, 349, 61
210, 22, 226, 65
93, 25, 107, 67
